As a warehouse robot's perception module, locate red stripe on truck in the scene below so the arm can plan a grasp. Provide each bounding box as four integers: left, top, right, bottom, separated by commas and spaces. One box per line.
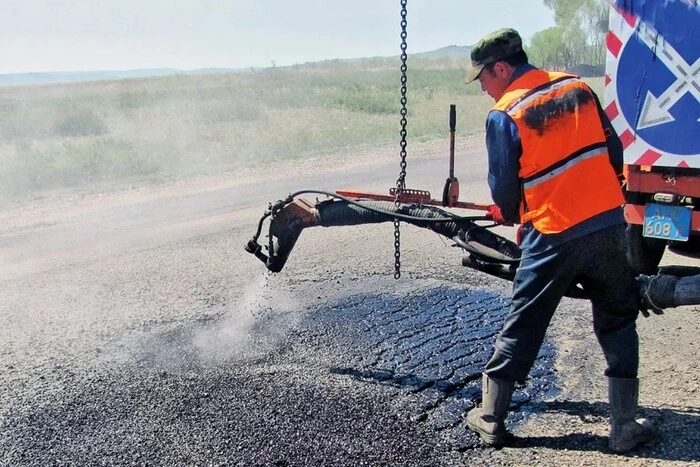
607, 31, 623, 57
635, 149, 663, 166
605, 101, 619, 121
620, 130, 635, 149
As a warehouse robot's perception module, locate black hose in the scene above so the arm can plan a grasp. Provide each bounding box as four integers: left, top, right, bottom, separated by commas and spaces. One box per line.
287, 189, 493, 224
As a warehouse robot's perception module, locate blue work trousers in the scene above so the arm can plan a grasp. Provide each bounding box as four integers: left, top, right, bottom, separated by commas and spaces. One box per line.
485, 224, 639, 383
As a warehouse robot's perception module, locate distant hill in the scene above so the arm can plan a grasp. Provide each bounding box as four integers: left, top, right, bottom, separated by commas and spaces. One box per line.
0, 68, 241, 87
0, 46, 471, 87
413, 45, 470, 59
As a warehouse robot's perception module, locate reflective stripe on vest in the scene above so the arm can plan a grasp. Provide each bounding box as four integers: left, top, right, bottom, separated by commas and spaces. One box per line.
522, 143, 608, 190
492, 69, 624, 234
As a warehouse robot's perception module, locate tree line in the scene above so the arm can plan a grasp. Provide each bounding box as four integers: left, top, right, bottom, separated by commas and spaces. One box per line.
526, 0, 610, 73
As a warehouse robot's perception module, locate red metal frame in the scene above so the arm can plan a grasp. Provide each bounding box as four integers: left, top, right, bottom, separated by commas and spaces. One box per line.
624, 166, 700, 233
335, 189, 491, 212
626, 166, 700, 197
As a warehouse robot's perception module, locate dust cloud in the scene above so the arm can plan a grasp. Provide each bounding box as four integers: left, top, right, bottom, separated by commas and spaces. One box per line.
191, 274, 305, 364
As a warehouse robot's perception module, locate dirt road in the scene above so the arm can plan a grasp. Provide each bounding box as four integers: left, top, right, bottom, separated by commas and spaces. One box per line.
1, 138, 698, 466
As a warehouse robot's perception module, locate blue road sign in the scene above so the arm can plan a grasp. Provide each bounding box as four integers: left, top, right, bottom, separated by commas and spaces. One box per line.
615, 0, 700, 157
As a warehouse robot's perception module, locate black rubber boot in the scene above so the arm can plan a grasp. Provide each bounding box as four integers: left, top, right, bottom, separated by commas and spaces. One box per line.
608, 377, 655, 453
466, 374, 515, 446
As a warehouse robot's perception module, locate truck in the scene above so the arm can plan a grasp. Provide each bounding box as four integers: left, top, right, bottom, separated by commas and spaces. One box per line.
604, 0, 700, 275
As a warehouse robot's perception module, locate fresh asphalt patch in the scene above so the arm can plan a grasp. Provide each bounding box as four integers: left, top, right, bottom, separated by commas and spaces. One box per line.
1, 279, 559, 466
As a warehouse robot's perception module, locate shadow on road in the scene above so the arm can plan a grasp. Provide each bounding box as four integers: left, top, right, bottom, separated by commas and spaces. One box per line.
513, 399, 700, 462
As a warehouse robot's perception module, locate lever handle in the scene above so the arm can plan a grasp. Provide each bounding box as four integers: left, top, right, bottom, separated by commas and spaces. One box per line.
448, 105, 456, 179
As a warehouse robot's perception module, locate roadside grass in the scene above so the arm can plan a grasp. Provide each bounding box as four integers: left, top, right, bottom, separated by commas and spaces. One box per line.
0, 60, 603, 200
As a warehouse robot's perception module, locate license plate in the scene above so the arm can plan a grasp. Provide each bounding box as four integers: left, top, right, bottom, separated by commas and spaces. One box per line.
643, 203, 692, 241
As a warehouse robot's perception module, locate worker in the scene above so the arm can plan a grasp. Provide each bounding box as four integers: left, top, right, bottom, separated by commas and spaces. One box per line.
462, 28, 655, 453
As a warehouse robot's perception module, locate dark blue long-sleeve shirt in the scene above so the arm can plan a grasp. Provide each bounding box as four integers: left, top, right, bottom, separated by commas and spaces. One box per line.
485, 64, 626, 257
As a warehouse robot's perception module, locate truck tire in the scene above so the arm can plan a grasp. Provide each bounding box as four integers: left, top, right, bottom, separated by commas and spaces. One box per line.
626, 224, 666, 275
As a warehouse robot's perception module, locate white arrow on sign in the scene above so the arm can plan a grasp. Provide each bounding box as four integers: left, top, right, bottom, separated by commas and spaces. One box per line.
635, 22, 700, 130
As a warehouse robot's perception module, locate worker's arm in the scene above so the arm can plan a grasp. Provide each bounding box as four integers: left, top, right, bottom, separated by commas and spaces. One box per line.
485, 110, 522, 224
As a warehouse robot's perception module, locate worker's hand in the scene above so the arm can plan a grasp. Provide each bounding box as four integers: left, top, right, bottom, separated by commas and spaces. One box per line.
486, 204, 506, 223
637, 275, 664, 318
516, 224, 523, 246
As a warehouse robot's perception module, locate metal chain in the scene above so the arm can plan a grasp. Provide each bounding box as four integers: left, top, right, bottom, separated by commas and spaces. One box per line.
394, 0, 408, 279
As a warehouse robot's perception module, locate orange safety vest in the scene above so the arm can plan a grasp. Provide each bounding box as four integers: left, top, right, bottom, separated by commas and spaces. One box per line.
492, 69, 624, 234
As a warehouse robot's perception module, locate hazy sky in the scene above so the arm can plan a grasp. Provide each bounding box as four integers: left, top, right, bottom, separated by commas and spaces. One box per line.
2, 1, 556, 73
